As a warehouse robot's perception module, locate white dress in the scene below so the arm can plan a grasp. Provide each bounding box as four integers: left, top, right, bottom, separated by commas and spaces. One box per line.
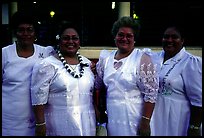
150, 47, 202, 136
31, 55, 96, 136
95, 48, 159, 136
2, 42, 54, 136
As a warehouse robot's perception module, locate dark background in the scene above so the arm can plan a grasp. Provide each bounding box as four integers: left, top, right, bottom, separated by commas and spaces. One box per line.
1, 0, 203, 47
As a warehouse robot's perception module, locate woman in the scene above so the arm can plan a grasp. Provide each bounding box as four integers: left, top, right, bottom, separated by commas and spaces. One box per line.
2, 11, 54, 136
150, 26, 202, 136
95, 16, 159, 136
31, 23, 96, 136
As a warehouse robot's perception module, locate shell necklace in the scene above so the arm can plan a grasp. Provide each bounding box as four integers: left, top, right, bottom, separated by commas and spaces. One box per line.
56, 49, 89, 78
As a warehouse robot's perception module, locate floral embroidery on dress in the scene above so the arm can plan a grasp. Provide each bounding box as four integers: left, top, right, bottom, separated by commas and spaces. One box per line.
38, 53, 44, 59
138, 62, 159, 103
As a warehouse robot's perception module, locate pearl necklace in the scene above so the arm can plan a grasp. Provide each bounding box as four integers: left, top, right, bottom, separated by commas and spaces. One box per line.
56, 49, 89, 78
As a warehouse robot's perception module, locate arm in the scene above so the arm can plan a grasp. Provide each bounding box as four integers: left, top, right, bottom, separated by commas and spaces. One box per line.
94, 74, 107, 124
33, 105, 46, 136
182, 56, 202, 136
31, 60, 55, 136
138, 102, 155, 136
187, 105, 202, 136
137, 52, 159, 136
94, 52, 108, 124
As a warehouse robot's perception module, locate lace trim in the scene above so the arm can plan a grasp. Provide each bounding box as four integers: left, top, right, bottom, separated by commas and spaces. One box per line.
138, 63, 159, 103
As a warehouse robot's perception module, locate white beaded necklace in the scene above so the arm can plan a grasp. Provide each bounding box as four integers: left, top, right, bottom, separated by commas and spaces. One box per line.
56, 49, 89, 78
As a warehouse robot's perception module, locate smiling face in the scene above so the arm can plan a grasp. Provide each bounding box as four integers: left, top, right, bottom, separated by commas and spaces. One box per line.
115, 27, 135, 54
16, 23, 36, 46
162, 27, 184, 57
59, 28, 80, 57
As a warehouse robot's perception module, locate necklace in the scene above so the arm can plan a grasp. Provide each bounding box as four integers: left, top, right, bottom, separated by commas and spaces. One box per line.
160, 59, 181, 95
56, 49, 89, 78
69, 64, 77, 72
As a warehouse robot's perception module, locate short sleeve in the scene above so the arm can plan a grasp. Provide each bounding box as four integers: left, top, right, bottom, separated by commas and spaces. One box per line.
95, 50, 111, 89
138, 49, 159, 103
182, 55, 202, 107
45, 45, 55, 56
31, 59, 55, 105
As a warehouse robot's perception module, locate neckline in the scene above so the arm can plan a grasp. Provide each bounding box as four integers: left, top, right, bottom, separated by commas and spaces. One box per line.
56, 49, 89, 78
15, 42, 35, 59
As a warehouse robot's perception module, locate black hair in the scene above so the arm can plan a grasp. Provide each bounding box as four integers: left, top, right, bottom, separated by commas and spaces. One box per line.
164, 26, 183, 39
10, 11, 38, 35
111, 16, 141, 41
57, 20, 81, 38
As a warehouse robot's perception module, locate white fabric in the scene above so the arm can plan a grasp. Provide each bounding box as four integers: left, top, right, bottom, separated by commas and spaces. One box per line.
95, 48, 159, 136
31, 55, 96, 136
2, 43, 54, 136
150, 47, 202, 136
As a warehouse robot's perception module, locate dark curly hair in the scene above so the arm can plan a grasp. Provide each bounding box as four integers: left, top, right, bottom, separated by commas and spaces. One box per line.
111, 16, 141, 41
10, 11, 38, 35
57, 21, 81, 38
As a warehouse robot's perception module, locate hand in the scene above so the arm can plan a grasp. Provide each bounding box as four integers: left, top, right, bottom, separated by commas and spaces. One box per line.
95, 107, 101, 122
35, 125, 46, 136
137, 117, 151, 136
187, 128, 201, 136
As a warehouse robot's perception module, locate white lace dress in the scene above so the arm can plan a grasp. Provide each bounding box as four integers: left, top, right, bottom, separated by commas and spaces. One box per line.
95, 48, 159, 136
31, 55, 96, 136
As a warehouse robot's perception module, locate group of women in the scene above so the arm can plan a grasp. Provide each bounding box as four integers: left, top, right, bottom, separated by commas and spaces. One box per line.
2, 11, 202, 136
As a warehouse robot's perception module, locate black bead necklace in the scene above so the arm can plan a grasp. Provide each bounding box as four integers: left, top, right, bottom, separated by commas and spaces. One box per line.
56, 49, 89, 78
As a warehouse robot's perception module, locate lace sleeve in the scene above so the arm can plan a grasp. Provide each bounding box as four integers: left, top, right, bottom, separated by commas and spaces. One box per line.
138, 50, 159, 103
31, 60, 55, 105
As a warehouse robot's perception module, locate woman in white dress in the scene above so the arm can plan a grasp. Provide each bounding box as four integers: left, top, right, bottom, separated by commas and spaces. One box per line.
31, 23, 96, 136
95, 16, 159, 136
150, 26, 202, 136
2, 11, 54, 136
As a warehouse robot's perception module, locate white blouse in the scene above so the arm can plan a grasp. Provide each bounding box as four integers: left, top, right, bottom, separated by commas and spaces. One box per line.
150, 47, 202, 136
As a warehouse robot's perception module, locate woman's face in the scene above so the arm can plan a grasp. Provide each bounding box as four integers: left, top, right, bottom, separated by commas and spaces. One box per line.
162, 27, 184, 57
16, 24, 35, 46
115, 27, 135, 53
59, 28, 80, 56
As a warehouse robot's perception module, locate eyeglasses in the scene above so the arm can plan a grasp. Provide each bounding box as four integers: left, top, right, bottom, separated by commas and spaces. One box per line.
61, 36, 79, 41
117, 33, 134, 40
17, 27, 35, 34
163, 34, 180, 39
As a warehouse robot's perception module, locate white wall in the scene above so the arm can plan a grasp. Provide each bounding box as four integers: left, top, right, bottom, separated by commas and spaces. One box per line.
79, 46, 202, 59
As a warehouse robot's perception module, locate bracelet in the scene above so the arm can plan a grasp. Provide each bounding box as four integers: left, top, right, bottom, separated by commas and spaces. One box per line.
36, 122, 46, 126
142, 116, 150, 121
189, 125, 200, 130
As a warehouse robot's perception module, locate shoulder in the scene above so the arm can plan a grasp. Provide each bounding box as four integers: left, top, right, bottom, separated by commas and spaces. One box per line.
99, 49, 112, 58
33, 55, 56, 72
183, 51, 201, 63
182, 52, 202, 72
81, 55, 91, 64
34, 44, 55, 56
2, 44, 15, 60
2, 43, 15, 51
34, 44, 54, 50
